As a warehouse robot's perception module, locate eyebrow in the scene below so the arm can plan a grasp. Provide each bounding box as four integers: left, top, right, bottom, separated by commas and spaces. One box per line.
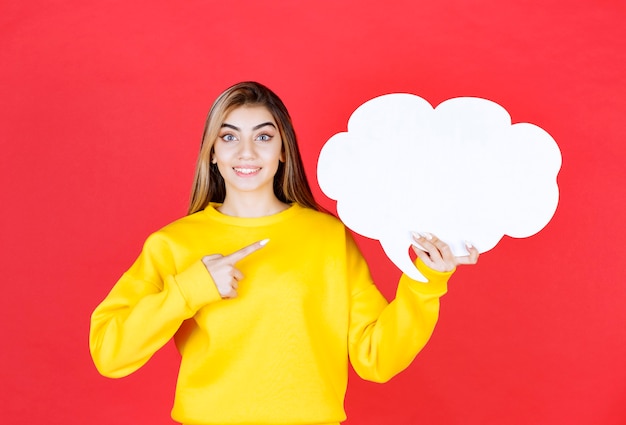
221, 122, 277, 131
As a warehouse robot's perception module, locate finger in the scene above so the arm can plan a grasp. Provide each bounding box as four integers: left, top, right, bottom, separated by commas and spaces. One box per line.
203, 254, 223, 261
217, 281, 237, 298
411, 245, 435, 266
223, 288, 238, 298
219, 279, 239, 298
411, 232, 437, 253
227, 239, 270, 263
410, 232, 427, 252
413, 232, 443, 262
455, 256, 475, 265
423, 232, 446, 250
455, 243, 479, 265
429, 236, 455, 264
232, 268, 244, 282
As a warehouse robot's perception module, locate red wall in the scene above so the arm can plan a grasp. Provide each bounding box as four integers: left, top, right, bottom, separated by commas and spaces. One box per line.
2, 1, 625, 423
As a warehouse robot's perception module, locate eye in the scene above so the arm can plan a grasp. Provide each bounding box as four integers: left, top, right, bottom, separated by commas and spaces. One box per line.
256, 134, 272, 142
221, 134, 237, 142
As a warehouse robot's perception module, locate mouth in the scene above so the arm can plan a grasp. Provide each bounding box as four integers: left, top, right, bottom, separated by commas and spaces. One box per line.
233, 167, 261, 176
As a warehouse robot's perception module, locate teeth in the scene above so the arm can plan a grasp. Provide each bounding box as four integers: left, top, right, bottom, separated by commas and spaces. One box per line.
234, 167, 259, 174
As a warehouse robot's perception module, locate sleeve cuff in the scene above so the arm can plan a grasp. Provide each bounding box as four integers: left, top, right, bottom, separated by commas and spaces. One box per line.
172, 260, 222, 313
400, 258, 453, 295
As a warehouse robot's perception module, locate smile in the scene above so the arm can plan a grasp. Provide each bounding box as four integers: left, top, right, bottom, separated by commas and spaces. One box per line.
233, 167, 261, 175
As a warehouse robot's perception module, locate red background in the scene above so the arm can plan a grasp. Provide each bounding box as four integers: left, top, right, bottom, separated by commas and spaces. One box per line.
2, 1, 625, 424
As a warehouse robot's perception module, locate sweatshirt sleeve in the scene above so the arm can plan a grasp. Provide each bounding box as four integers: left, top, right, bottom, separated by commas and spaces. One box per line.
89, 233, 222, 378
346, 231, 452, 383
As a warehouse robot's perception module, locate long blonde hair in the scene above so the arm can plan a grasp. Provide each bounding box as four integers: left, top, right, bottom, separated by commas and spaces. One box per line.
188, 82, 319, 214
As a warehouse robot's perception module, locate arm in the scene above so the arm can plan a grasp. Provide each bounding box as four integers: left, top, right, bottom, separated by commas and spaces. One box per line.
347, 232, 478, 383
89, 235, 222, 378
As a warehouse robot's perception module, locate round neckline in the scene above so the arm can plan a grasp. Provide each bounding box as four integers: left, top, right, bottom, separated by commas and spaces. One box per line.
202, 202, 303, 226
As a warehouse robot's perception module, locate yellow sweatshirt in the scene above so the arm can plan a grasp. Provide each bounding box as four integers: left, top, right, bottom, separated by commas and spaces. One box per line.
90, 203, 452, 424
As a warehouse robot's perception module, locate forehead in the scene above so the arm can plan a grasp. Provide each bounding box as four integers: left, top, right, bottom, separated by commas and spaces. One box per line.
223, 105, 276, 126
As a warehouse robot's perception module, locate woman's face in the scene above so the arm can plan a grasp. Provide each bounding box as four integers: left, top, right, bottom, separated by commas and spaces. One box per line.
213, 105, 285, 200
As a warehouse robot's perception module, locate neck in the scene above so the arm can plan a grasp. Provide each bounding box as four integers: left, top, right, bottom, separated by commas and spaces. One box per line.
218, 193, 290, 218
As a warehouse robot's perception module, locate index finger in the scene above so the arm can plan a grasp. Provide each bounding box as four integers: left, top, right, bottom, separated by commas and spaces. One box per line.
226, 239, 270, 263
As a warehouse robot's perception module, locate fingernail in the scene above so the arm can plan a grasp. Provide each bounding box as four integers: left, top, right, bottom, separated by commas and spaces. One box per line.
423, 232, 433, 240
260, 238, 270, 246
465, 241, 474, 248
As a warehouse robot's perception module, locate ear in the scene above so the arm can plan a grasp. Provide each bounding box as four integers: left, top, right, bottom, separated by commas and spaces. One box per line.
279, 151, 286, 163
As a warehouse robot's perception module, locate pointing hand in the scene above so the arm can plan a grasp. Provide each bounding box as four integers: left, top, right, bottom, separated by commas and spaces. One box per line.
202, 239, 269, 298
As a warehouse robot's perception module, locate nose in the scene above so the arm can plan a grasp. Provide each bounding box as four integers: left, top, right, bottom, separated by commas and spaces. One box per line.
237, 137, 256, 159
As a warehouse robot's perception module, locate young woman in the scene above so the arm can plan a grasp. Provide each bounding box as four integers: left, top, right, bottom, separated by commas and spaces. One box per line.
90, 81, 479, 425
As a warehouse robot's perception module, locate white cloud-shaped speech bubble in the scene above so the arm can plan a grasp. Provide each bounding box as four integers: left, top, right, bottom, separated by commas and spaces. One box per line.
317, 94, 562, 282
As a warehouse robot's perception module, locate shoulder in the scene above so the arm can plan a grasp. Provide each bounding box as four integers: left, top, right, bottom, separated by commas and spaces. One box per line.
160, 211, 207, 232
293, 205, 346, 230
291, 205, 355, 250
143, 211, 209, 248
